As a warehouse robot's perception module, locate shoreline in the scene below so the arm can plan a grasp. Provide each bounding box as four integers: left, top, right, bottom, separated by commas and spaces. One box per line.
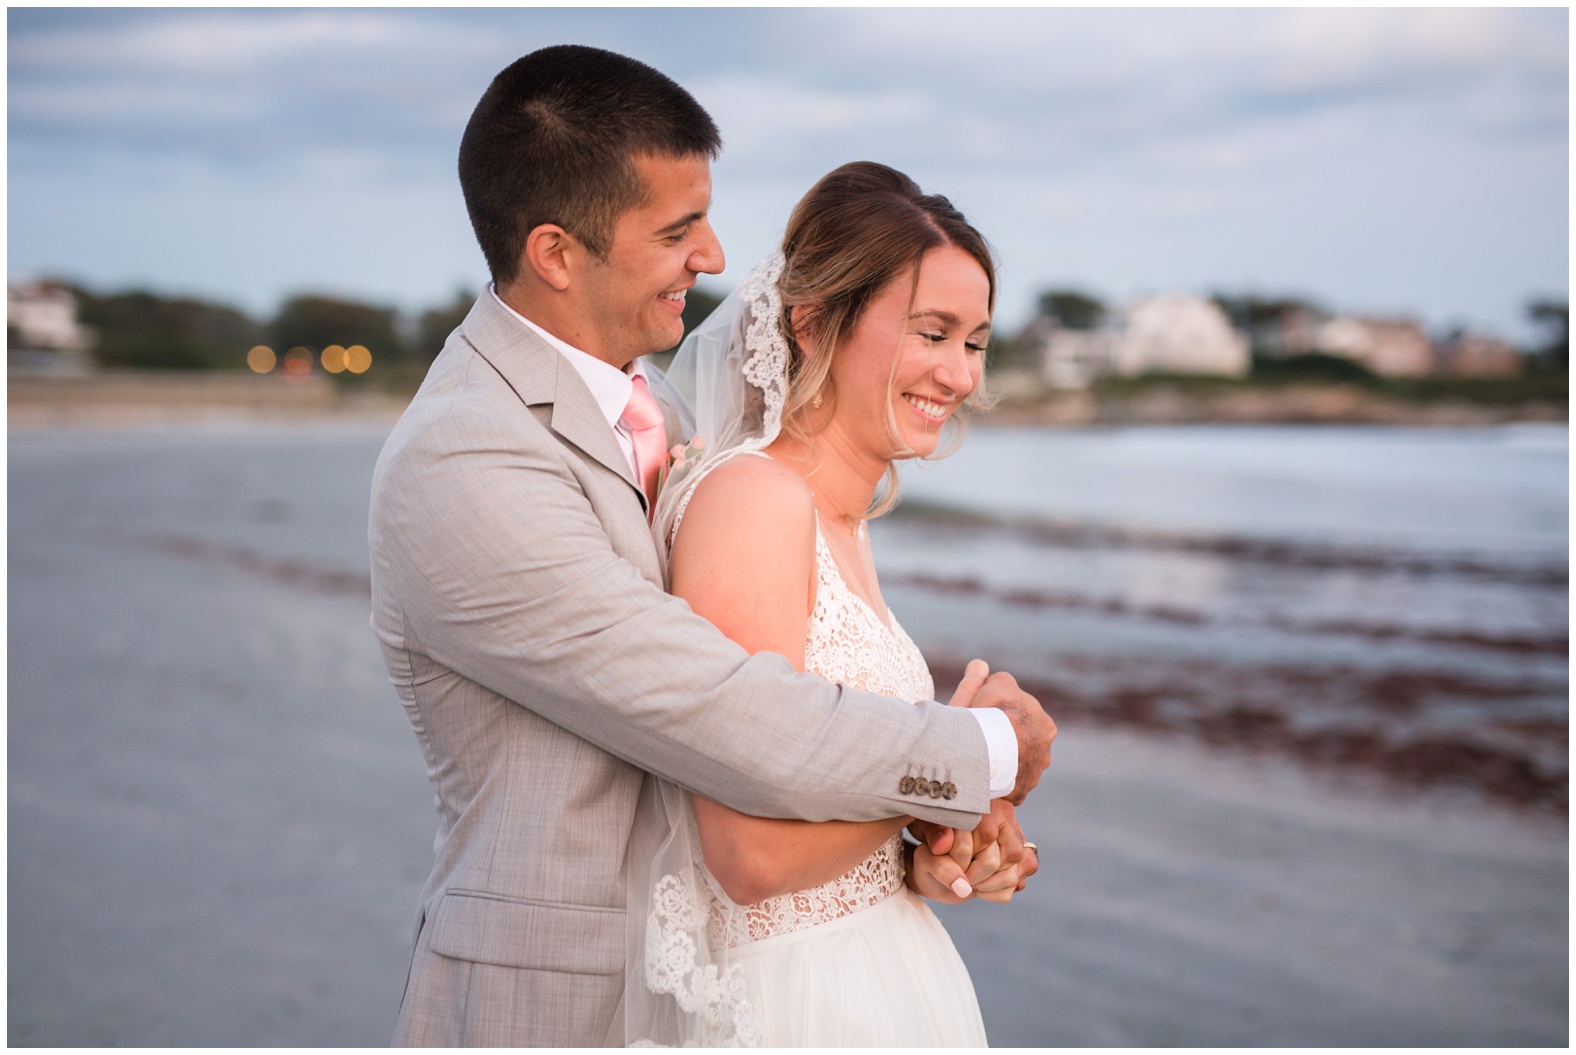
983, 380, 1566, 427
6, 372, 408, 429
8, 369, 1567, 430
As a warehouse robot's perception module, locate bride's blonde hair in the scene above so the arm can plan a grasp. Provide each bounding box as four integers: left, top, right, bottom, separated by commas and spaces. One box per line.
776, 161, 996, 516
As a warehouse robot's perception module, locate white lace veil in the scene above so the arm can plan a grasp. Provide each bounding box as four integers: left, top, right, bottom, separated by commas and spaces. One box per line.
622, 253, 790, 1048
650, 251, 790, 552
622, 778, 762, 1047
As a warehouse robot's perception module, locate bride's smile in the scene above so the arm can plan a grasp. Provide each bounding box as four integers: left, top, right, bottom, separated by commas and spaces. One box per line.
827, 242, 991, 465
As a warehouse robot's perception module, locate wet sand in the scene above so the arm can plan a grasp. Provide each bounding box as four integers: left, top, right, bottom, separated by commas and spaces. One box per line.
7, 420, 1567, 1045
942, 723, 1565, 1045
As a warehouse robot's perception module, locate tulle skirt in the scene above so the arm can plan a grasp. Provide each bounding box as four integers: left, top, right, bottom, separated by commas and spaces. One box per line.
728, 886, 988, 1046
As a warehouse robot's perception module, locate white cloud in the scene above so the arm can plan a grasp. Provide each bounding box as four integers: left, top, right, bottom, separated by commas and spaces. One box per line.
6, 7, 1566, 336
692, 74, 932, 170
9, 10, 497, 172
10, 9, 477, 77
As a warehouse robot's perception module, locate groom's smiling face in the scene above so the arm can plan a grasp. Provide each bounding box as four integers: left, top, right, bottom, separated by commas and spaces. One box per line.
577, 152, 725, 368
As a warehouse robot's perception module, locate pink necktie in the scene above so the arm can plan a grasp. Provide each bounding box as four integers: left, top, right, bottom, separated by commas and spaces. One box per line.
620, 374, 667, 515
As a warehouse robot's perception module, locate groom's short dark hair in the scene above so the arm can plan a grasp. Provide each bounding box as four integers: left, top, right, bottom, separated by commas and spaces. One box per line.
459, 45, 722, 282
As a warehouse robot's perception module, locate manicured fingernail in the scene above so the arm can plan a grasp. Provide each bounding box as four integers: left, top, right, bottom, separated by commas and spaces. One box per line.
950, 877, 973, 898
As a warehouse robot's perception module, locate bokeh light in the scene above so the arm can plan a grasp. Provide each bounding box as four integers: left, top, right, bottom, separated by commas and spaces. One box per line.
246, 345, 276, 373
282, 346, 314, 382
321, 345, 347, 373
345, 345, 372, 374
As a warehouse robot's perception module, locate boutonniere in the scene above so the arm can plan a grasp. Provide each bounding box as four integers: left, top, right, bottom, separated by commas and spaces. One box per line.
655, 435, 705, 500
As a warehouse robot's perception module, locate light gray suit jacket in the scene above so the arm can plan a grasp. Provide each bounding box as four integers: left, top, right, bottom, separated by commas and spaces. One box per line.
370, 291, 990, 1046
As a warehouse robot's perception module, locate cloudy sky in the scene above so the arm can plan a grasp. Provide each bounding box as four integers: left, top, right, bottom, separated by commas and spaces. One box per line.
8, 7, 1568, 339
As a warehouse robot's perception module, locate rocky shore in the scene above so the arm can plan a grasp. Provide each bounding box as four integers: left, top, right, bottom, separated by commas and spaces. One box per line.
983, 370, 1567, 427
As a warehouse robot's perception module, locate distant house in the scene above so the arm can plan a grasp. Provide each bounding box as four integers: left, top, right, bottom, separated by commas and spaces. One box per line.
1438, 332, 1524, 378
9, 279, 94, 374
1110, 294, 1250, 379
1033, 318, 1109, 390
9, 279, 93, 350
1038, 291, 1250, 388
1314, 315, 1433, 377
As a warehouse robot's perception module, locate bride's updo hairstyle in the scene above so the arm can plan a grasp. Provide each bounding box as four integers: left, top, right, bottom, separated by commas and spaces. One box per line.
776, 161, 996, 511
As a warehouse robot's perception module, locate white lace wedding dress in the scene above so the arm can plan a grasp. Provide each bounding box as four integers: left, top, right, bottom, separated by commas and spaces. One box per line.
693, 514, 988, 1046
635, 255, 988, 1046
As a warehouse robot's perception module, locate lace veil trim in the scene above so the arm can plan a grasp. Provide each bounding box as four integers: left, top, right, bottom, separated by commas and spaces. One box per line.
652, 252, 788, 552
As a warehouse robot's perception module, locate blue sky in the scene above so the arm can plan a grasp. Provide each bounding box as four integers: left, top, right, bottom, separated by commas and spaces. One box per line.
8, 7, 1568, 340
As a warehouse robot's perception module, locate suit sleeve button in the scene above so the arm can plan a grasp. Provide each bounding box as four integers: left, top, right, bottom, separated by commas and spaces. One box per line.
941, 782, 957, 800
927, 780, 943, 798
898, 775, 915, 795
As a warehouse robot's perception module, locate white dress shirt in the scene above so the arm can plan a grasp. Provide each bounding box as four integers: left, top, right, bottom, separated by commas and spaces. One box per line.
489, 286, 1018, 798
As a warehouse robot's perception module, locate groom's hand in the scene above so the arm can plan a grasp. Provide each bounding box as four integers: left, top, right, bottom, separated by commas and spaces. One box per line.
967, 799, 1037, 902
908, 801, 1028, 875
945, 658, 992, 709
946, 659, 1056, 806
971, 671, 1056, 805
908, 800, 1039, 904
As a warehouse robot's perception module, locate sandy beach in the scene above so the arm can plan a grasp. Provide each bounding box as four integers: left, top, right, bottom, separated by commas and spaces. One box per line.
7, 419, 1566, 1046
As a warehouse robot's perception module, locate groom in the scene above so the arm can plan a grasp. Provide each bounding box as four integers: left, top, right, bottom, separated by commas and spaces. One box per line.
371, 44, 1056, 1046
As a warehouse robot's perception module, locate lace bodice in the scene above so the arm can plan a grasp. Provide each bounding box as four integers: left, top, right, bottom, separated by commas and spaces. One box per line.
804, 525, 934, 703
702, 520, 935, 949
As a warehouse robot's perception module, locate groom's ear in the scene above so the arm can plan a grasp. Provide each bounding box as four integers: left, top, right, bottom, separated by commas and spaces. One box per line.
522, 223, 578, 292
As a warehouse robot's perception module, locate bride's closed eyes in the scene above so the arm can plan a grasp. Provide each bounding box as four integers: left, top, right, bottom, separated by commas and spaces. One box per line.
912, 328, 990, 355
915, 332, 989, 357
909, 311, 990, 350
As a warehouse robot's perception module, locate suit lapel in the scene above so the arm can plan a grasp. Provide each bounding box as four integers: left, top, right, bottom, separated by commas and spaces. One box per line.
460, 293, 643, 503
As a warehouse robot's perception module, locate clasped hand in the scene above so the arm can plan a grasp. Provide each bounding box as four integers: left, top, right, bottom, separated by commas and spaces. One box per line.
908, 798, 1034, 904
905, 657, 1048, 904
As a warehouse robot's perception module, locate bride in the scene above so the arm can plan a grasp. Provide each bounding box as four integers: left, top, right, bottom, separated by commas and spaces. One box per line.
624, 162, 1029, 1046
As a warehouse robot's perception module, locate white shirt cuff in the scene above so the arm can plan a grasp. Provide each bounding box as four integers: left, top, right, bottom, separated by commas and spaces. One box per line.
969, 708, 1018, 798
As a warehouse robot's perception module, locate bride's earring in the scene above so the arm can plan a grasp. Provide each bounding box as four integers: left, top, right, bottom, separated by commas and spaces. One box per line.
812, 391, 823, 409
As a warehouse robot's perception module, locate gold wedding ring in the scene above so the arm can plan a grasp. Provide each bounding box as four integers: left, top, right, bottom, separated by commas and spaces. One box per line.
1022, 841, 1039, 855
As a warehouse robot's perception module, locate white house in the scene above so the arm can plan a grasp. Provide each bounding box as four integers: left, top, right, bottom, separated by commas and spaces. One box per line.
8, 279, 95, 374
9, 279, 93, 351
1039, 292, 1250, 387
1109, 293, 1251, 379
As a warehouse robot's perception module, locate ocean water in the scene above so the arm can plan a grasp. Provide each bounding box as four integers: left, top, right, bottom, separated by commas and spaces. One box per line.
8, 419, 1565, 1045
895, 423, 1567, 557
878, 424, 1569, 808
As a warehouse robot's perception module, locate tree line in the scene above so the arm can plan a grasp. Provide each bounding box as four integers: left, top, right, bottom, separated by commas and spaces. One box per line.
62, 284, 470, 373
59, 282, 727, 376
53, 278, 1569, 386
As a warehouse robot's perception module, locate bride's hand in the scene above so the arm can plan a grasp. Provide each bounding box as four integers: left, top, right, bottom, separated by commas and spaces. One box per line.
964, 818, 1028, 903
952, 829, 1022, 904
945, 658, 991, 708
967, 798, 1036, 903
971, 858, 1025, 903
906, 838, 976, 904
923, 800, 1037, 904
